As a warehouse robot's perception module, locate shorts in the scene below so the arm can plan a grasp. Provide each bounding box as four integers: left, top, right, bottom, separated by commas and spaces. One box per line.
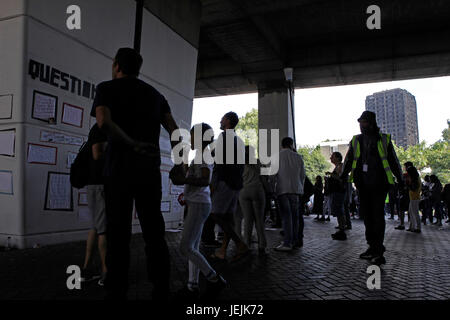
211, 180, 240, 215
87, 184, 106, 234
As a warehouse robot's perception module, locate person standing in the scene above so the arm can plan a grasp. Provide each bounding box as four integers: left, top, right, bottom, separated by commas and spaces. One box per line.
328, 152, 347, 240
274, 137, 306, 251
421, 175, 433, 225
239, 145, 267, 254
430, 175, 444, 227
80, 123, 108, 286
91, 48, 180, 300
175, 123, 226, 301
442, 183, 450, 224
313, 176, 324, 221
209, 112, 249, 262
341, 111, 403, 265
396, 162, 413, 230
406, 165, 422, 233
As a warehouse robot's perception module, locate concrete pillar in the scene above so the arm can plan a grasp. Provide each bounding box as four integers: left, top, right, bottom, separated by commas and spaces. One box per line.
0, 0, 200, 248
258, 84, 295, 156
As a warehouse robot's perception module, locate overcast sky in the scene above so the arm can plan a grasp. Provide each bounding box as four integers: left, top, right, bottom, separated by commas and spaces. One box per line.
192, 76, 450, 147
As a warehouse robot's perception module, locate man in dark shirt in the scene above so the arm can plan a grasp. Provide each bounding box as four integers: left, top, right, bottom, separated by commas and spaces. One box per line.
209, 112, 248, 262
341, 111, 403, 265
91, 48, 179, 300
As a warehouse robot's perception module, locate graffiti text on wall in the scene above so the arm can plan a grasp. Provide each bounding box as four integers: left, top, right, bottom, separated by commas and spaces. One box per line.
28, 59, 95, 100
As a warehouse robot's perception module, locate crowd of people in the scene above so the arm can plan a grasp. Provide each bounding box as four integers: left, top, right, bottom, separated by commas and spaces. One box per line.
310, 166, 449, 232
77, 47, 449, 301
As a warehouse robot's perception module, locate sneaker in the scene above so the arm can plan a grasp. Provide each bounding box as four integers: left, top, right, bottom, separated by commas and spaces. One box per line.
370, 255, 386, 266
98, 273, 107, 286
413, 229, 421, 233
395, 225, 405, 230
274, 244, 292, 252
406, 228, 413, 232
331, 231, 347, 241
174, 285, 200, 302
359, 248, 375, 260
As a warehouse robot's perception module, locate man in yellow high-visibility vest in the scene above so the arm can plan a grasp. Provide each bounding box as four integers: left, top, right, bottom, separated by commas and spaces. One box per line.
340, 111, 404, 266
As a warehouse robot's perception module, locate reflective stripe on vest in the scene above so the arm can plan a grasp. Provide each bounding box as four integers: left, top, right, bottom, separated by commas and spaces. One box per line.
348, 133, 395, 185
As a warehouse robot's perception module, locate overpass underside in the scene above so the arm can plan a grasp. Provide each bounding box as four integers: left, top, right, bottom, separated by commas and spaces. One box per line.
195, 0, 450, 98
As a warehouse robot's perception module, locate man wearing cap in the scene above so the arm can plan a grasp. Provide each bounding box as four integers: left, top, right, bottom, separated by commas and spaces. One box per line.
340, 111, 403, 265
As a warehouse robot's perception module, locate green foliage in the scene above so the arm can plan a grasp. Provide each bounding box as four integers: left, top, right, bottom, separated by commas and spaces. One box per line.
427, 141, 450, 184
297, 146, 331, 181
394, 121, 450, 184
394, 141, 428, 170
235, 108, 258, 148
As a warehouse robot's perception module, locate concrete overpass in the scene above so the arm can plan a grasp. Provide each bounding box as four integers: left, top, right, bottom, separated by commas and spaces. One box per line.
193, 0, 450, 97
147, 0, 450, 148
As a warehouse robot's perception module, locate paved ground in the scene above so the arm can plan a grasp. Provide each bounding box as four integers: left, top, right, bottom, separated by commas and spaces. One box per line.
1, 215, 449, 300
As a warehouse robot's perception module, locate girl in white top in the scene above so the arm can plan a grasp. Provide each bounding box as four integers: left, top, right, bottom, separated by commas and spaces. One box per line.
176, 123, 226, 300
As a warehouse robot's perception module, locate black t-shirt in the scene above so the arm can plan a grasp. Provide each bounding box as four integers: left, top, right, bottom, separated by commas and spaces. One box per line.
87, 124, 107, 185
213, 131, 244, 190
90, 77, 171, 178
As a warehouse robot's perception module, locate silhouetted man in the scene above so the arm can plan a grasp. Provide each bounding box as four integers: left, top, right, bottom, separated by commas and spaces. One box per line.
341, 111, 403, 265
91, 48, 179, 300
210, 112, 248, 262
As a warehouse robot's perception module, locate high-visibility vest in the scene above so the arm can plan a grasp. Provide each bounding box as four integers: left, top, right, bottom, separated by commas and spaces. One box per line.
349, 133, 395, 185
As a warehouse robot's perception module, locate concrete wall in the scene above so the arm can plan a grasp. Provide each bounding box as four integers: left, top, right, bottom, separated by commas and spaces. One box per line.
0, 0, 199, 248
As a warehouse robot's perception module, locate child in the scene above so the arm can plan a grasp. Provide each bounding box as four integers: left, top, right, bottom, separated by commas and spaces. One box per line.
175, 123, 226, 301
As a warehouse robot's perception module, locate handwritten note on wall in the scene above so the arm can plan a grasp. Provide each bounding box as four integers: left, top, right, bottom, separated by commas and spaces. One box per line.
27, 143, 57, 165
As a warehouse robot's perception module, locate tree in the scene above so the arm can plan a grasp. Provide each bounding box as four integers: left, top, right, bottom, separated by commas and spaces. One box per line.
394, 121, 450, 184
427, 141, 450, 184
394, 141, 429, 171
235, 108, 258, 148
297, 146, 331, 181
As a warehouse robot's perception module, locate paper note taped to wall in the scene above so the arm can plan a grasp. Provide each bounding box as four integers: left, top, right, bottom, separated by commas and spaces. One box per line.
0, 170, 13, 195
32, 91, 57, 121
0, 130, 15, 156
27, 143, 57, 165
40, 130, 83, 146
45, 172, 72, 210
0, 95, 13, 119
62, 103, 83, 127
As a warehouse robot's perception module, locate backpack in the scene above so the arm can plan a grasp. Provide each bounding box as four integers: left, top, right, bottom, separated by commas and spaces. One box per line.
70, 141, 91, 189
